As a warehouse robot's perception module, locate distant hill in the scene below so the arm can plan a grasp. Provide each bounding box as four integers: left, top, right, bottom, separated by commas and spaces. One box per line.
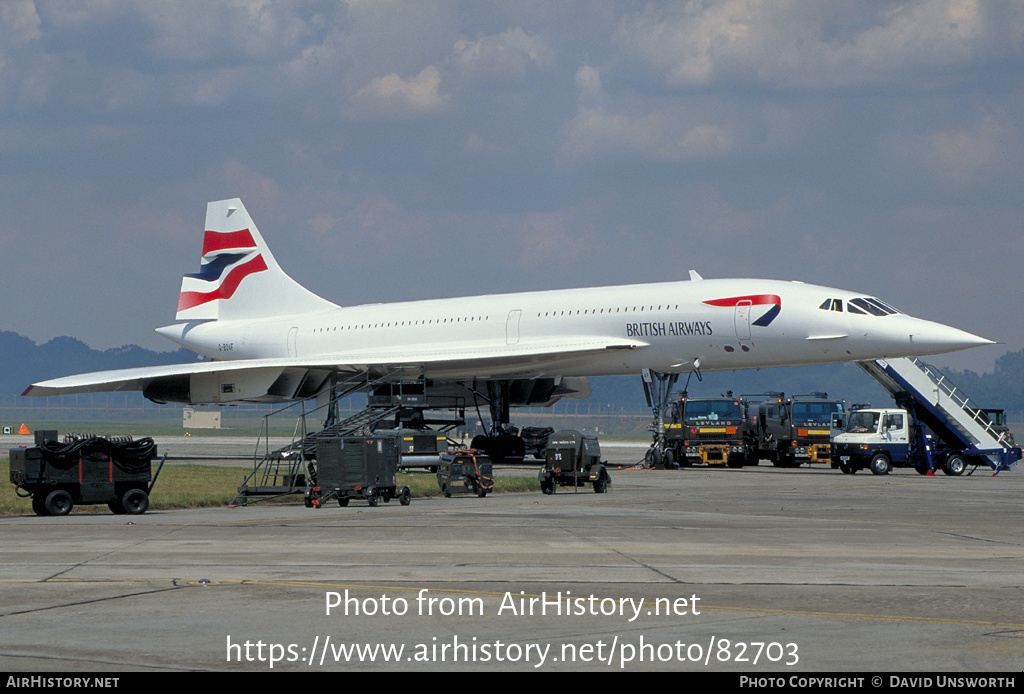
0, 331, 193, 398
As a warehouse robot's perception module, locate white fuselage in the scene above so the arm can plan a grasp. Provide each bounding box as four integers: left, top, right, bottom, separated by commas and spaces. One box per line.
157, 277, 986, 381
25, 196, 992, 405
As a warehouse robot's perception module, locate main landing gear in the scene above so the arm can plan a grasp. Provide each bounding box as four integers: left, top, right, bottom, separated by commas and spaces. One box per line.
470, 380, 527, 464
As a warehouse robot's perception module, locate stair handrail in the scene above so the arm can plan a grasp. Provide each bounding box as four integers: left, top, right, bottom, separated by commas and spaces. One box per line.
909, 358, 1009, 447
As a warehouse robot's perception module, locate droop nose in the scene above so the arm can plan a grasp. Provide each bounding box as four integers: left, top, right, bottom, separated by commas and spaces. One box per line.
906, 319, 994, 354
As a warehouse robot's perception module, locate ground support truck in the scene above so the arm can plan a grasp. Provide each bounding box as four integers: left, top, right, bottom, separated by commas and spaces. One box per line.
663, 395, 756, 468
754, 393, 846, 467
436, 449, 493, 497
832, 358, 1020, 476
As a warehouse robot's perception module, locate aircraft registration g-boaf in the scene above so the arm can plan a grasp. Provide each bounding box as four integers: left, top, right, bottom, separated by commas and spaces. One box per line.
25, 198, 991, 459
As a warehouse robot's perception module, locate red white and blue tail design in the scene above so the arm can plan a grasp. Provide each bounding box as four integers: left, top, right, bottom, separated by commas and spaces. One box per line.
175, 198, 337, 321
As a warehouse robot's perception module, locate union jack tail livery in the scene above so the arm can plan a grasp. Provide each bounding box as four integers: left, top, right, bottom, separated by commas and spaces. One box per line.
175, 199, 337, 321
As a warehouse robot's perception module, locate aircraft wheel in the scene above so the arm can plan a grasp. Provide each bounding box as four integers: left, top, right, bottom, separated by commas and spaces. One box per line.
44, 489, 74, 516
943, 453, 966, 476
663, 449, 675, 470
650, 448, 663, 468
869, 454, 891, 475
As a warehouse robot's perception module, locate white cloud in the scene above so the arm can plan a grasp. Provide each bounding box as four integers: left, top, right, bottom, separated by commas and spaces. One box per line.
451, 27, 553, 82
560, 106, 734, 162
612, 0, 1024, 89
0, 0, 41, 45
348, 65, 444, 118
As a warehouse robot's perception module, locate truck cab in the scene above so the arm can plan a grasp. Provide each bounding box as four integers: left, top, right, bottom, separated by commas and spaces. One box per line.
665, 395, 754, 468
753, 393, 845, 467
832, 408, 949, 475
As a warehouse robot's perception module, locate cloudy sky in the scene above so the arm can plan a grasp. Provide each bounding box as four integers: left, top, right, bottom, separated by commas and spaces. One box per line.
1, 0, 1021, 374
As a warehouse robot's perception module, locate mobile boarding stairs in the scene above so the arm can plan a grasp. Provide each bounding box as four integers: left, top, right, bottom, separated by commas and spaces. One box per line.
857, 357, 1020, 473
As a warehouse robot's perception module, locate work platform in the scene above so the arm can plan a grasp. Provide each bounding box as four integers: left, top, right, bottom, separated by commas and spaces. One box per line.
232, 377, 463, 505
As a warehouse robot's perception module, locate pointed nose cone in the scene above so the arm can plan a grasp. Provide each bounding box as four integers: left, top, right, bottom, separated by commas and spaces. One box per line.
907, 319, 994, 355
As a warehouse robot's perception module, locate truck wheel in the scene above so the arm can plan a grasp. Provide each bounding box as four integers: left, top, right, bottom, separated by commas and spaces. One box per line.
541, 480, 554, 495
399, 486, 411, 506
869, 454, 891, 475
44, 489, 73, 516
839, 462, 856, 475
338, 497, 349, 507
367, 488, 379, 507
32, 493, 49, 516
593, 476, 608, 494
121, 488, 149, 515
943, 453, 966, 477
442, 484, 451, 498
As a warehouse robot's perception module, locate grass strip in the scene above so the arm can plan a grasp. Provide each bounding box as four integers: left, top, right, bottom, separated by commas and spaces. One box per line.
0, 460, 539, 515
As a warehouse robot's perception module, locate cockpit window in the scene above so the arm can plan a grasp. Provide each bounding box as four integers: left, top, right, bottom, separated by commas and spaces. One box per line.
865, 298, 899, 314
850, 298, 888, 316
819, 297, 900, 315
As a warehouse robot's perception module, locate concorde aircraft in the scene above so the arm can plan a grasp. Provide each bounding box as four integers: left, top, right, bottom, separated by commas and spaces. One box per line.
24, 198, 991, 457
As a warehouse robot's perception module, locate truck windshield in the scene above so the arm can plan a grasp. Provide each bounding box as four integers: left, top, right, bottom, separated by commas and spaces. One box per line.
846, 411, 880, 433
684, 400, 744, 423
792, 401, 844, 423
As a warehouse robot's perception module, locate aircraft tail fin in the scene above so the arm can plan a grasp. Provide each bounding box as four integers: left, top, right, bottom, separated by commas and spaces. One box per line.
175, 198, 337, 321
